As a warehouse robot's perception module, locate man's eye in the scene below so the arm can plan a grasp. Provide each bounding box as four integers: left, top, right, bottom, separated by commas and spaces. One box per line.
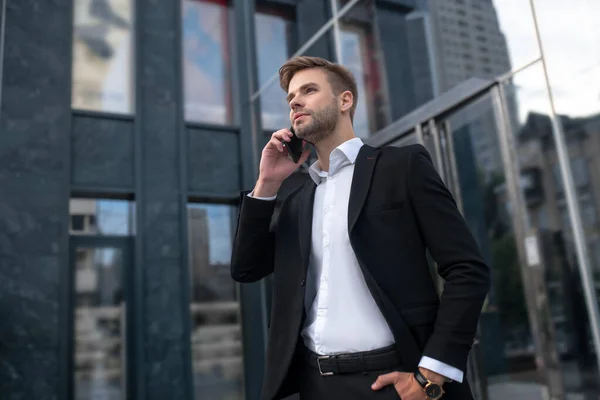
306, 87, 315, 93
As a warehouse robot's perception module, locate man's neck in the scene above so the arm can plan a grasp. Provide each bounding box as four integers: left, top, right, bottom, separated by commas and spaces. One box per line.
315, 123, 356, 172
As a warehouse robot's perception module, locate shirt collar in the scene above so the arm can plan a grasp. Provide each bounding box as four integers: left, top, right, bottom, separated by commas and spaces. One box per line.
308, 138, 364, 185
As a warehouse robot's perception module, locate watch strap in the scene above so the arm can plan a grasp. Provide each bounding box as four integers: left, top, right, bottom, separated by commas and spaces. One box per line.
414, 370, 429, 388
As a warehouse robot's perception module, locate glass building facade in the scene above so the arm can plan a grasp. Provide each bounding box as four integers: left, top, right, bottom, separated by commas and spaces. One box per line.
0, 0, 599, 399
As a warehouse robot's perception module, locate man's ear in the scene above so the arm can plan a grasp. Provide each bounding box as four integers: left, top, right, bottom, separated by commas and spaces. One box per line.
340, 90, 354, 114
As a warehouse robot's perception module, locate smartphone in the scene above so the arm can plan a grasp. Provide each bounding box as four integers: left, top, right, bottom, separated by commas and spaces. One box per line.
283, 127, 304, 163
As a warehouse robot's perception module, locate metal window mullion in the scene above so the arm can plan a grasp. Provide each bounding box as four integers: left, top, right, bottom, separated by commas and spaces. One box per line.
414, 123, 424, 145
443, 121, 464, 213
330, 0, 343, 63
428, 119, 446, 182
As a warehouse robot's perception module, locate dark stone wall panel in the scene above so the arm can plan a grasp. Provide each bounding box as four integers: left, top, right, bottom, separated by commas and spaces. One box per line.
188, 128, 241, 195
0, 0, 72, 398
143, 258, 186, 385
137, 0, 189, 398
72, 116, 134, 189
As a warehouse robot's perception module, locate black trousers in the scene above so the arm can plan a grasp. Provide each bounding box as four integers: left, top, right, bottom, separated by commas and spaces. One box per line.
297, 357, 402, 400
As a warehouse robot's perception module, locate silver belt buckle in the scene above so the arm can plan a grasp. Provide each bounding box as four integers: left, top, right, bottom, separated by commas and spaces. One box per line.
317, 355, 334, 376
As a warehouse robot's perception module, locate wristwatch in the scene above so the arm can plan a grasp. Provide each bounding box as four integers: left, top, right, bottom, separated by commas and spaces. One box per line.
414, 370, 445, 399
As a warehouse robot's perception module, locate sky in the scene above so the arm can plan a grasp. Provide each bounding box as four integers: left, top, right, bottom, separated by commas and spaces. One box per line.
492, 0, 600, 119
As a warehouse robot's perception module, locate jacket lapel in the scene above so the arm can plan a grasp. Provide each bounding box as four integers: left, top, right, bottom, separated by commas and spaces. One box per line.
348, 145, 379, 233
298, 179, 317, 271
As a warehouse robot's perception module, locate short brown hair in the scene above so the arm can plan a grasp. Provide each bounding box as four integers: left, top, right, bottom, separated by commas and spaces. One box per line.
278, 56, 358, 121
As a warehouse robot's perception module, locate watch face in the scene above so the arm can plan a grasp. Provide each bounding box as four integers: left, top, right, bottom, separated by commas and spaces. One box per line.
426, 384, 443, 398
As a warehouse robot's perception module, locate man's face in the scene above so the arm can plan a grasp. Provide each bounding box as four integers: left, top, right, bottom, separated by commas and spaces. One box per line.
286, 68, 339, 144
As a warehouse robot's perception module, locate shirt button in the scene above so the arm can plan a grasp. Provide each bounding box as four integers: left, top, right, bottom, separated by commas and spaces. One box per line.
324, 206, 330, 213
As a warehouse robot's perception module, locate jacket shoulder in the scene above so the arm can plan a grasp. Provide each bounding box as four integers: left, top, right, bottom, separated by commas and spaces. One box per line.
377, 143, 431, 164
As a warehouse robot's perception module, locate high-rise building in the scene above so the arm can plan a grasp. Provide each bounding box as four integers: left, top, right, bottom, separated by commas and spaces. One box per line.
427, 0, 511, 91
408, 0, 514, 178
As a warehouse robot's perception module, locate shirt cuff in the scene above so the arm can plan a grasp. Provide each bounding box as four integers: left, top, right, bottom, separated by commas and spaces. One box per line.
247, 191, 277, 201
419, 356, 463, 383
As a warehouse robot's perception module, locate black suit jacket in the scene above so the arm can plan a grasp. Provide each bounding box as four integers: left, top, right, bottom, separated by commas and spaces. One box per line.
231, 144, 491, 400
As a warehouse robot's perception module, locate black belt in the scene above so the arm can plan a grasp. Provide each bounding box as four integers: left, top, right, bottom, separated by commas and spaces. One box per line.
301, 344, 401, 376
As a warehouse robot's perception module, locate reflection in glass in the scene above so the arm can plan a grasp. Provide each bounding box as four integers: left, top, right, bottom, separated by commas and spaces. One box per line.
441, 94, 547, 396
72, 0, 134, 114
339, 26, 371, 138
188, 204, 244, 400
532, 3, 600, 360
182, 0, 235, 125
254, 8, 294, 131
339, 0, 388, 138
507, 63, 599, 396
74, 247, 126, 400
70, 199, 136, 236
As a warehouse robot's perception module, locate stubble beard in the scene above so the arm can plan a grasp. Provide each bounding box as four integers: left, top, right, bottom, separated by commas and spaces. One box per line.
294, 99, 339, 145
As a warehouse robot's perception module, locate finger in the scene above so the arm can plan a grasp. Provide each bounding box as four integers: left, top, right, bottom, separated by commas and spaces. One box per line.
272, 129, 291, 142
267, 137, 285, 153
371, 372, 401, 390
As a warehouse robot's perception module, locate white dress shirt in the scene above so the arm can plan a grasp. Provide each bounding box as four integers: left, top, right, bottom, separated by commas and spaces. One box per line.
250, 137, 463, 382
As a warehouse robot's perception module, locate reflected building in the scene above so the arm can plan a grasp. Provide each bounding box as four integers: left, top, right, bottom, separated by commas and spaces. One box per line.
187, 205, 245, 400
408, 0, 515, 179
501, 110, 600, 383
69, 199, 130, 399
517, 111, 600, 272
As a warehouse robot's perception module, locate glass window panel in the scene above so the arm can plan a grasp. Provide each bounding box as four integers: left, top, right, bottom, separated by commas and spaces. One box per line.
72, 0, 135, 114
437, 94, 545, 396
70, 199, 136, 236
508, 63, 600, 397
254, 8, 294, 131
188, 204, 244, 399
74, 246, 126, 399
533, 2, 600, 323
339, 0, 389, 138
182, 0, 235, 125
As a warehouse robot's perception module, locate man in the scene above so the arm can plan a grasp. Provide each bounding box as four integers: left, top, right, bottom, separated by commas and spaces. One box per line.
231, 56, 490, 400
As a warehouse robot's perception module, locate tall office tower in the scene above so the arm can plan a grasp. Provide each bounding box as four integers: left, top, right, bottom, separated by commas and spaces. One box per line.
427, 0, 511, 92
408, 0, 515, 178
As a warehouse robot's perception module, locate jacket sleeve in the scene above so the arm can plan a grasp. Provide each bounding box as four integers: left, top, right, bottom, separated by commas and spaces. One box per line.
407, 145, 491, 372
230, 191, 277, 283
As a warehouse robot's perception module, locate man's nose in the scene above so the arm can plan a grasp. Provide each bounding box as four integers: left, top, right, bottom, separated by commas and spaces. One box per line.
290, 98, 303, 110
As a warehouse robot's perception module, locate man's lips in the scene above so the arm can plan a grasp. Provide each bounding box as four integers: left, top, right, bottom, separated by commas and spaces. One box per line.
294, 114, 308, 121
